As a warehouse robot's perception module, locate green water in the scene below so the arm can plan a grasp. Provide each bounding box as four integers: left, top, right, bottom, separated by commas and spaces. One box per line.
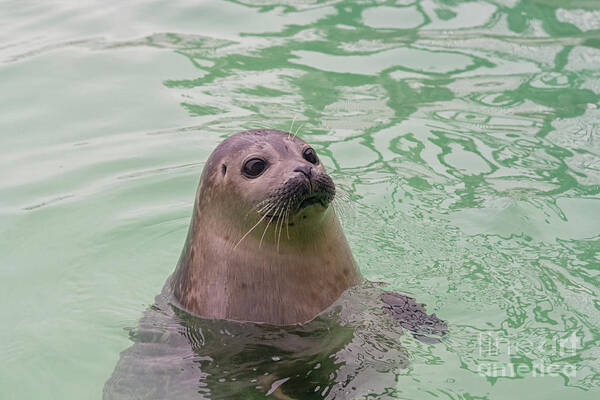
1, 0, 599, 398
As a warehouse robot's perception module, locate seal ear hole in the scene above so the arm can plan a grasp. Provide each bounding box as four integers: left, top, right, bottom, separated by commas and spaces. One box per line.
221, 164, 227, 176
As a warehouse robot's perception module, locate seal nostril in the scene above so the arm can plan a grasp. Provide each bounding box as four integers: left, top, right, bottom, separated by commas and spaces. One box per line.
294, 165, 312, 178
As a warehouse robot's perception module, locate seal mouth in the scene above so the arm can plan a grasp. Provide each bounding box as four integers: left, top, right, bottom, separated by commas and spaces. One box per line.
298, 195, 325, 210
264, 195, 326, 221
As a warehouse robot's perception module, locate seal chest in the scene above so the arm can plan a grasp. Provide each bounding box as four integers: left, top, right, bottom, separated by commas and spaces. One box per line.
171, 129, 361, 325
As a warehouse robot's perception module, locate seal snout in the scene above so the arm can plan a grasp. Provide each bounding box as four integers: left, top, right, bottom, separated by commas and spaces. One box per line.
293, 165, 313, 179
294, 170, 335, 213
260, 169, 335, 221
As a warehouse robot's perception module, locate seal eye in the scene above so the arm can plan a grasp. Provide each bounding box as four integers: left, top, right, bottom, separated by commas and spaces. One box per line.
303, 148, 318, 164
242, 158, 267, 178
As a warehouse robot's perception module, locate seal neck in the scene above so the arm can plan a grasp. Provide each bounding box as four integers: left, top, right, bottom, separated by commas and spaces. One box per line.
171, 206, 361, 325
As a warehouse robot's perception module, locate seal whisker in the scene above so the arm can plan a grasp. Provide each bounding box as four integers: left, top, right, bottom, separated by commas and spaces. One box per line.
333, 196, 352, 222
275, 201, 283, 251
293, 122, 305, 138
245, 199, 271, 220
335, 184, 352, 200
284, 199, 291, 240
331, 184, 354, 220
260, 201, 282, 248
276, 209, 283, 252
234, 202, 278, 249
245, 203, 271, 223
332, 190, 349, 208
332, 197, 344, 218
257, 202, 279, 249
288, 116, 296, 140
276, 198, 290, 252
255, 199, 275, 215
264, 200, 284, 247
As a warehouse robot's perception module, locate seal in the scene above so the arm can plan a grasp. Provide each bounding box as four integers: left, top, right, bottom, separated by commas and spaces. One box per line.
103, 129, 447, 399
171, 129, 362, 325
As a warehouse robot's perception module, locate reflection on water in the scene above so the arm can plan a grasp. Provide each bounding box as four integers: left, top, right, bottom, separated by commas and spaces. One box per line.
0, 0, 599, 399
104, 283, 408, 399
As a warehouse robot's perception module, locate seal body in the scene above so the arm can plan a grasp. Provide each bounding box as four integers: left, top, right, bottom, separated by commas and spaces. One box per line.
171, 129, 361, 325
103, 130, 447, 399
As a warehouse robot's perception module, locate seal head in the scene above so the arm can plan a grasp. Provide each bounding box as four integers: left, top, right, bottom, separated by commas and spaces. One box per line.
171, 129, 361, 325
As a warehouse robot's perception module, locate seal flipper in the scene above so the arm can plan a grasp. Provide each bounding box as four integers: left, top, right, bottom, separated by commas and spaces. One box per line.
381, 291, 448, 344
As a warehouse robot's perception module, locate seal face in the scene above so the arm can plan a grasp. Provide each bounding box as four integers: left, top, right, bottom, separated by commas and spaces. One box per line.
171, 129, 362, 325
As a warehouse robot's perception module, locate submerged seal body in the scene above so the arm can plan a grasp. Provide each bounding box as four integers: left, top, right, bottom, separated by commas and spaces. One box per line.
171, 129, 361, 325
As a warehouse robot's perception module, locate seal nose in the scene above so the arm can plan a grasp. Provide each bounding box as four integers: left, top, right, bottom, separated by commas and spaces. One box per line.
294, 165, 313, 179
